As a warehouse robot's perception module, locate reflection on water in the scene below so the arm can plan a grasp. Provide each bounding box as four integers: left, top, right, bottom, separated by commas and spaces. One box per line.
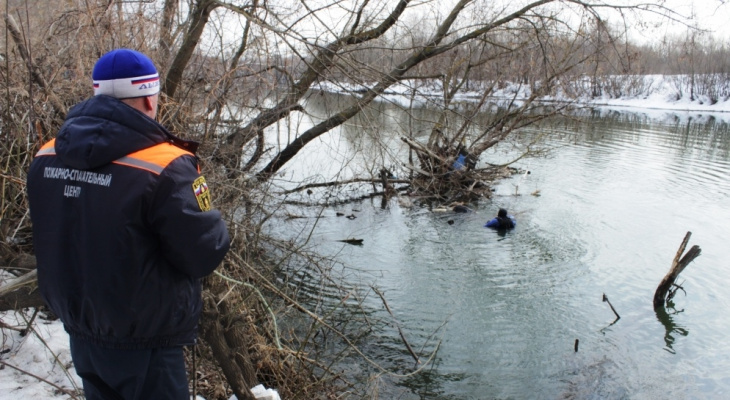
655, 305, 690, 355
271, 101, 730, 399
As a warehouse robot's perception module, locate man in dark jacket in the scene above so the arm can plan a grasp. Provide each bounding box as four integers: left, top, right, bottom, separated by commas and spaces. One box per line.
27, 49, 230, 399
484, 208, 516, 230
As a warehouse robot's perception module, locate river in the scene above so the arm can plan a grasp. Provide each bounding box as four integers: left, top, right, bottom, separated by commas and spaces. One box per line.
268, 95, 730, 399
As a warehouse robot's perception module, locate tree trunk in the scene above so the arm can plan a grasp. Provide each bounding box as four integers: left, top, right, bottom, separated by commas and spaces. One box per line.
199, 290, 257, 400
159, 0, 178, 66
163, 0, 218, 99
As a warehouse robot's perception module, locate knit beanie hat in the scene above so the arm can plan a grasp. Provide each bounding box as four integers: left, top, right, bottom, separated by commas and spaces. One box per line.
92, 49, 160, 99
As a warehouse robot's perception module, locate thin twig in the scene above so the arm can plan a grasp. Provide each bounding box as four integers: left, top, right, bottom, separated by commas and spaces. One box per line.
19, 308, 38, 336
0, 360, 78, 398
242, 260, 441, 378
214, 270, 282, 350
373, 287, 420, 365
602, 293, 620, 320
21, 312, 82, 395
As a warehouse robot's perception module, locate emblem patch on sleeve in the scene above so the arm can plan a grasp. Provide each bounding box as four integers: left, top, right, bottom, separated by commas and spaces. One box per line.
192, 176, 212, 211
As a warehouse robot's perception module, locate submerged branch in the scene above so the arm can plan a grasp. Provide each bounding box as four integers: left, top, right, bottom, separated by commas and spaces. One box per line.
373, 288, 421, 366
653, 232, 701, 309
242, 258, 440, 378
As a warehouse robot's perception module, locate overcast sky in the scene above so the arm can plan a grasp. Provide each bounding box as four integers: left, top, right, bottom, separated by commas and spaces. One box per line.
204, 0, 730, 54
632, 0, 730, 42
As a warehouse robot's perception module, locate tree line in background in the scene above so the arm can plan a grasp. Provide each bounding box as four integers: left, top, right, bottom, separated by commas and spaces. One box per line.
330, 17, 730, 102
1, 1, 728, 398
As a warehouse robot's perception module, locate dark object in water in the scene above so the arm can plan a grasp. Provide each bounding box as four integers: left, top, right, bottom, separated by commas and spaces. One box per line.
453, 205, 470, 213
337, 238, 364, 246
485, 208, 516, 229
447, 220, 454, 225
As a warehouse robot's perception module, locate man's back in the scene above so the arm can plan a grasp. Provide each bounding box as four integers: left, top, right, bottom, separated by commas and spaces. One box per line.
28, 94, 229, 348
27, 47, 230, 399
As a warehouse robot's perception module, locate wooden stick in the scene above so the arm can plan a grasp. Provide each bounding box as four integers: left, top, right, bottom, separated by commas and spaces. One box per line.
602, 293, 620, 320
653, 232, 701, 309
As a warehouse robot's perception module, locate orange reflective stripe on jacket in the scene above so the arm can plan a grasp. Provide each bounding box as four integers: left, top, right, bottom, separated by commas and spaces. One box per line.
113, 143, 195, 175
34, 139, 196, 175
36, 139, 57, 156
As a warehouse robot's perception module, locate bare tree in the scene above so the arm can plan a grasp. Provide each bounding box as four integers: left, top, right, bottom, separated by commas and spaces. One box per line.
184, 0, 675, 198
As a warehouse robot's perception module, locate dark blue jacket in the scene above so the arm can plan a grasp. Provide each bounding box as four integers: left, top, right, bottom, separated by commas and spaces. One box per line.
485, 215, 516, 229
27, 95, 230, 349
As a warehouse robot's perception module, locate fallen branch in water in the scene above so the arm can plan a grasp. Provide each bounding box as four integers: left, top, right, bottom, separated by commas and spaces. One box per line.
653, 232, 701, 309
602, 293, 620, 321
280, 177, 409, 195
337, 238, 364, 246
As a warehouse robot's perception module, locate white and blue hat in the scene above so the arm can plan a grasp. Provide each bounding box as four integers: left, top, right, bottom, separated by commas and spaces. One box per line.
92, 49, 160, 99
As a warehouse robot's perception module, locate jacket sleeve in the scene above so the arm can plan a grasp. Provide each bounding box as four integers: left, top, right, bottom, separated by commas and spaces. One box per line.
149, 155, 230, 279
485, 218, 498, 228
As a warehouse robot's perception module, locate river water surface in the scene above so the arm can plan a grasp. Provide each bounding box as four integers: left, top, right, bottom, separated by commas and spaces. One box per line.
269, 99, 730, 399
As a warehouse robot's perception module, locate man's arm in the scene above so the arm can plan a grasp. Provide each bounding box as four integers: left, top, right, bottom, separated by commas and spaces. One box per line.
485, 218, 498, 228
150, 155, 230, 278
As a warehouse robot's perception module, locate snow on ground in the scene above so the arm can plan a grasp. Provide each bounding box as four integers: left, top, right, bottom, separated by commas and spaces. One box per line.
0, 309, 280, 400
0, 310, 81, 399
2, 75, 729, 399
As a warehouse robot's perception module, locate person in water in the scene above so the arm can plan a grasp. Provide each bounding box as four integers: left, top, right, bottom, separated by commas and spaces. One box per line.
485, 208, 516, 229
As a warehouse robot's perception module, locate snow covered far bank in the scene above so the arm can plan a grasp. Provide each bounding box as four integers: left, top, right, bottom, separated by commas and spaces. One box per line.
578, 74, 730, 121
315, 74, 730, 124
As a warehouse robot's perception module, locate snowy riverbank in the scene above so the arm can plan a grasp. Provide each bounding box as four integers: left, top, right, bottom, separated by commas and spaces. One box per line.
316, 74, 730, 123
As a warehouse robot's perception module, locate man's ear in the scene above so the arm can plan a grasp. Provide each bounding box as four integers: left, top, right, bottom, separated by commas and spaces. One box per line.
143, 96, 154, 111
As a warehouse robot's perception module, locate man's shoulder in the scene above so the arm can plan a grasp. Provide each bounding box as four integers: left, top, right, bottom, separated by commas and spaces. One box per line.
113, 143, 195, 176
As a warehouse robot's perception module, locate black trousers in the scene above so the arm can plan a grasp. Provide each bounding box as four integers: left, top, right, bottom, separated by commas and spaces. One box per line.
70, 337, 190, 400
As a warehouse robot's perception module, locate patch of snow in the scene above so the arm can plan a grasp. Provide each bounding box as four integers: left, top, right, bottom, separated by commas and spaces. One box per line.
0, 309, 283, 399
0, 310, 81, 399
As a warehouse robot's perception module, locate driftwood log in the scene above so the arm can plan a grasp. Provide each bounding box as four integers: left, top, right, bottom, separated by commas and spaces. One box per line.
0, 269, 44, 311
653, 232, 701, 309
0, 254, 45, 312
